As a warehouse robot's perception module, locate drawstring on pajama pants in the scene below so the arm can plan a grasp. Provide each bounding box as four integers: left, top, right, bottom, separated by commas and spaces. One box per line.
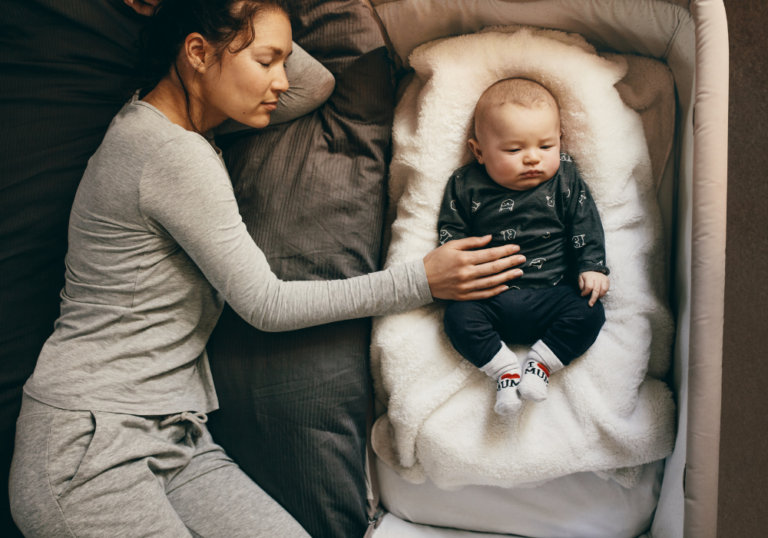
160, 411, 209, 439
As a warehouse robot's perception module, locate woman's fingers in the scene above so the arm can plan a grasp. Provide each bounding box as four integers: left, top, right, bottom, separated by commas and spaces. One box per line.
449, 235, 493, 251
463, 268, 523, 293
461, 284, 512, 301
466, 242, 521, 264
473, 254, 526, 277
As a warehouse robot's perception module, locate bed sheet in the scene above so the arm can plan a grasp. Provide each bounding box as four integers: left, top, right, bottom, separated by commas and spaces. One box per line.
376, 458, 663, 538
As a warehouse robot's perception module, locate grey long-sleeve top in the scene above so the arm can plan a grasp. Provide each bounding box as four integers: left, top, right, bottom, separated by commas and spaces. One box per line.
24, 95, 432, 416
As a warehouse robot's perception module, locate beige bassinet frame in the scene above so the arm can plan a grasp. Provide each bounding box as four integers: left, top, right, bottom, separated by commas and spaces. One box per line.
360, 1, 728, 537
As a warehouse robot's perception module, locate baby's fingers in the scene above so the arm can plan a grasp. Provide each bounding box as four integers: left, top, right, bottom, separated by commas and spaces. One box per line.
600, 279, 610, 298
589, 286, 600, 307
580, 278, 593, 297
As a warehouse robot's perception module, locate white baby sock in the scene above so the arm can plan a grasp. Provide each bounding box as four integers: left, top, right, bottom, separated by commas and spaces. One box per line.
480, 343, 522, 415
517, 340, 565, 403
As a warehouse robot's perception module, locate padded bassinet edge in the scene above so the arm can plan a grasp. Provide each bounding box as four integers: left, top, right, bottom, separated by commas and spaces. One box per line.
684, 1, 729, 538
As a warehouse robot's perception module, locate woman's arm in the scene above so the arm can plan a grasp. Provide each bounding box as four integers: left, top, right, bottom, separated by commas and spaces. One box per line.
214, 43, 335, 136
140, 136, 523, 332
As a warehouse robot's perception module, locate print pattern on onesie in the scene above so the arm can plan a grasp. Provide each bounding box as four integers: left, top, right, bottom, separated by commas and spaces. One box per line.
435, 157, 609, 290
501, 229, 516, 241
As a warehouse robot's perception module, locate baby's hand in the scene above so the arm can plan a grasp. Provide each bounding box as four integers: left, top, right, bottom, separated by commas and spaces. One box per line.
578, 271, 610, 307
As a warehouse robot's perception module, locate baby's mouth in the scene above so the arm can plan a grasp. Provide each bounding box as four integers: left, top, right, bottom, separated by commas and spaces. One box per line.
521, 170, 542, 177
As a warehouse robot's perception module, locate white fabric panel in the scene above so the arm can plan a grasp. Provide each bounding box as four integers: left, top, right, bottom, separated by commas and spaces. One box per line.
376, 458, 663, 538
651, 10, 697, 538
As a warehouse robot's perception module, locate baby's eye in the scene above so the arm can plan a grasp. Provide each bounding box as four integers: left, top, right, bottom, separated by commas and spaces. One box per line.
507, 149, 520, 153
540, 145, 552, 149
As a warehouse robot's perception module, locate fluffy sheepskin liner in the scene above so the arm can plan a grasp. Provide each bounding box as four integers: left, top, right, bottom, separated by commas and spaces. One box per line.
370, 26, 676, 490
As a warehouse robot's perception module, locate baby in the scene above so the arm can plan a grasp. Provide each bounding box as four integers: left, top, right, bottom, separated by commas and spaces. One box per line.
438, 78, 610, 415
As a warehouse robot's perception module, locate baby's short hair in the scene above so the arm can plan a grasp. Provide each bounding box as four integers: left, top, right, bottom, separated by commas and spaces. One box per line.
473, 78, 559, 136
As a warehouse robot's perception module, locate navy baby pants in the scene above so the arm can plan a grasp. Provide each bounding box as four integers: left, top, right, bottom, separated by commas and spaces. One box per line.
443, 285, 605, 368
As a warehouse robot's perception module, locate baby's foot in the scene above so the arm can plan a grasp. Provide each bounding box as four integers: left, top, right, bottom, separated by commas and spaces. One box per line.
517, 359, 551, 402
495, 370, 522, 414
480, 343, 522, 415
517, 341, 565, 403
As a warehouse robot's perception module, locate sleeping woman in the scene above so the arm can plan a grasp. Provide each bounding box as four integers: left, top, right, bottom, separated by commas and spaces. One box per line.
8, 0, 526, 536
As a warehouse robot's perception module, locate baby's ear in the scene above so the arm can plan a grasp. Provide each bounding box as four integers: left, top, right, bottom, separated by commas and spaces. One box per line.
468, 138, 484, 164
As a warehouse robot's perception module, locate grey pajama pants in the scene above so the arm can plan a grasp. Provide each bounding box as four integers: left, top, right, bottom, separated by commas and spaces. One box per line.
9, 395, 310, 538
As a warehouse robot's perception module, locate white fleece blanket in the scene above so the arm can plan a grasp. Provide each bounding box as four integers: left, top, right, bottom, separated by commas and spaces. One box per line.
370, 26, 676, 490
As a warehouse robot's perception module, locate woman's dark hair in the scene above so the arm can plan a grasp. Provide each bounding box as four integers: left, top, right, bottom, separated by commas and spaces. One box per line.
132, 0, 289, 131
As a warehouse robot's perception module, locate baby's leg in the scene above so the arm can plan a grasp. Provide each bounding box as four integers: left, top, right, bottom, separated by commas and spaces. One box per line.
444, 299, 522, 415
518, 287, 606, 402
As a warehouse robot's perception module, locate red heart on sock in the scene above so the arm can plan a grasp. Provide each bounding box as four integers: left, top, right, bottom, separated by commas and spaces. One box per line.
537, 363, 550, 376
500, 373, 520, 380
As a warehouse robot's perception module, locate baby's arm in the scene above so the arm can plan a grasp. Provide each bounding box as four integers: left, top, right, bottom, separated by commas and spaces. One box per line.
437, 172, 473, 246
567, 168, 610, 306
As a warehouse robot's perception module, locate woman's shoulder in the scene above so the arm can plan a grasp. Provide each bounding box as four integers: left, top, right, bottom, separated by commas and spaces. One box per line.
106, 99, 208, 156
96, 99, 223, 183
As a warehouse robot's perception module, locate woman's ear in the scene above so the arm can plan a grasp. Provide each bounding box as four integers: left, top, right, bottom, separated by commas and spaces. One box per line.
468, 139, 484, 164
184, 33, 210, 73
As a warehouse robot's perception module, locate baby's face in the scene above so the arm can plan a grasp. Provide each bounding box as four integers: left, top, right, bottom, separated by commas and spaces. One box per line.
469, 103, 561, 191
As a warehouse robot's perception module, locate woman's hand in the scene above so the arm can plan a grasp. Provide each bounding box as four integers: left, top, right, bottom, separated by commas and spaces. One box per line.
423, 235, 525, 301
124, 0, 161, 16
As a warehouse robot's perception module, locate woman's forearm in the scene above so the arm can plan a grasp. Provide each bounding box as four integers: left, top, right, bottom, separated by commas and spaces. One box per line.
246, 259, 432, 332
141, 136, 430, 334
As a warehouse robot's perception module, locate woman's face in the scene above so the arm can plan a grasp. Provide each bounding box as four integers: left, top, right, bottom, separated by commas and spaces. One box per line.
200, 10, 292, 129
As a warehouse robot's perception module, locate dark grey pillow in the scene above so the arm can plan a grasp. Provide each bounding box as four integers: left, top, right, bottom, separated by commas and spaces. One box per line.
205, 2, 394, 537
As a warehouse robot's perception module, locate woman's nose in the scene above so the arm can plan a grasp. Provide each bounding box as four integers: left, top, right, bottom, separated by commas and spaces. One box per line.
272, 65, 290, 94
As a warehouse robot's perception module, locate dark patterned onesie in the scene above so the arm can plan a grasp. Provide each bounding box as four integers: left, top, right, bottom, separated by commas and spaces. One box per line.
439, 154, 610, 368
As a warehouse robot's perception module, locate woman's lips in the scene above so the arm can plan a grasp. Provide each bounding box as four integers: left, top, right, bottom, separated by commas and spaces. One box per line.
261, 101, 278, 111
